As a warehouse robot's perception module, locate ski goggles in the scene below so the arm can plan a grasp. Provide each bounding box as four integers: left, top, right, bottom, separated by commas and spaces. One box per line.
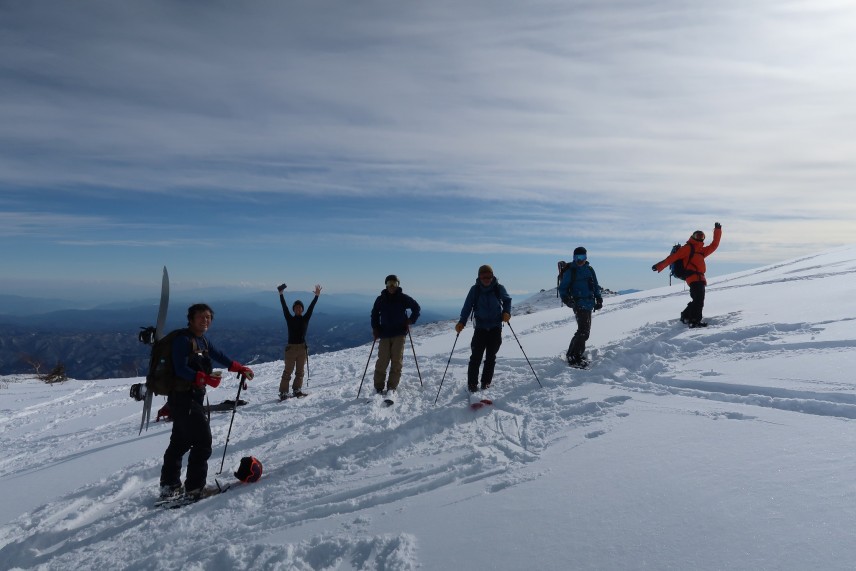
573, 253, 587, 262
385, 279, 400, 287
692, 231, 706, 242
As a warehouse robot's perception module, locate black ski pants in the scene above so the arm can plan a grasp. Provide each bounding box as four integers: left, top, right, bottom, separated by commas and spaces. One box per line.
160, 390, 212, 492
681, 281, 706, 324
567, 308, 592, 359
468, 326, 502, 390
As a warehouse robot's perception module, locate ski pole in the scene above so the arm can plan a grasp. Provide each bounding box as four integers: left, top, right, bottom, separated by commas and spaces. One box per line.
434, 332, 459, 404
305, 343, 310, 389
506, 322, 543, 388
356, 339, 377, 398
217, 373, 246, 474
407, 329, 423, 388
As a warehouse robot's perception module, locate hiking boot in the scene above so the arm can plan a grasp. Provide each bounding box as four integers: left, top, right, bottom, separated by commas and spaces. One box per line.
292, 390, 308, 398
159, 484, 183, 499
184, 487, 204, 501
279, 392, 289, 401
468, 383, 478, 393
480, 382, 491, 390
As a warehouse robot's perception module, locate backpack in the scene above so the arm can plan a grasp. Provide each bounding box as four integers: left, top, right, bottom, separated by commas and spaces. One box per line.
669, 243, 696, 281
130, 329, 198, 401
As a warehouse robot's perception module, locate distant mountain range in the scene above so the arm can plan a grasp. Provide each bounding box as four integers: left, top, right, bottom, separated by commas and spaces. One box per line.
0, 291, 455, 380
0, 286, 624, 380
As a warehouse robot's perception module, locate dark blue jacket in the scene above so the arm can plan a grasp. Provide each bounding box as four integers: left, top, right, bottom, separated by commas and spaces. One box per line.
459, 277, 512, 330
371, 287, 421, 338
558, 262, 602, 311
171, 330, 235, 403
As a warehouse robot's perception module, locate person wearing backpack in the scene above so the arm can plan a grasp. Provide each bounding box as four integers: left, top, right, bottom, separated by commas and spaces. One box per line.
455, 264, 512, 392
159, 303, 255, 500
277, 283, 321, 400
558, 247, 603, 368
652, 222, 723, 327
371, 275, 421, 396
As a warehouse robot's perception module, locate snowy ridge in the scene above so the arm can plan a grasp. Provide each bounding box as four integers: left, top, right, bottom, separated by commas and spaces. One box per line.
2, 245, 856, 570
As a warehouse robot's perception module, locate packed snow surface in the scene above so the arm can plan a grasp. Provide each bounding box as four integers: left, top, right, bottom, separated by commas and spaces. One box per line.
2, 246, 856, 570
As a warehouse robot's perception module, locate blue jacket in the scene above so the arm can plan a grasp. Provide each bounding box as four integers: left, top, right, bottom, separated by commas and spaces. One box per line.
558, 262, 602, 311
371, 287, 421, 338
459, 277, 512, 330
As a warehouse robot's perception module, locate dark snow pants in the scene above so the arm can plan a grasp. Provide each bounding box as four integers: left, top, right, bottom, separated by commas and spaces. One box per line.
468, 326, 502, 390
567, 308, 592, 360
681, 281, 706, 324
160, 391, 212, 492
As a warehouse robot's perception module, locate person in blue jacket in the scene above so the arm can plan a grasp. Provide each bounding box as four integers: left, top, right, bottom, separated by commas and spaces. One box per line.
371, 275, 421, 396
159, 303, 255, 500
455, 264, 512, 392
558, 247, 603, 368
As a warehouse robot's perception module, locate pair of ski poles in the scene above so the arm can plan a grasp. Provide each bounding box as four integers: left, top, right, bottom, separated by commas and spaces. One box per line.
355, 322, 541, 403
432, 322, 542, 404
356, 330, 424, 398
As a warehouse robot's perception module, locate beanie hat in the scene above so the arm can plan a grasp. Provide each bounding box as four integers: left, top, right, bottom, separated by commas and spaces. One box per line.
385, 274, 399, 285
691, 230, 705, 242
573, 246, 587, 256
293, 300, 304, 310
478, 264, 494, 275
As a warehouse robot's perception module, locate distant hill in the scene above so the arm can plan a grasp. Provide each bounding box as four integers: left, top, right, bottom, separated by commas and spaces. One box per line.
0, 292, 452, 380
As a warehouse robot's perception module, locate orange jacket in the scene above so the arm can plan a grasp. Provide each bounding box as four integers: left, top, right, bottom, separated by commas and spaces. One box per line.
654, 226, 722, 285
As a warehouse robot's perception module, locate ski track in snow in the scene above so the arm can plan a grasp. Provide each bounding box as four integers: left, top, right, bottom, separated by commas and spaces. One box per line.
2, 251, 856, 569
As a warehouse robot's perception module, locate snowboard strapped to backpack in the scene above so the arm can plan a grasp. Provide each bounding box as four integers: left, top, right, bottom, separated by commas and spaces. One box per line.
130, 328, 198, 402
669, 242, 697, 281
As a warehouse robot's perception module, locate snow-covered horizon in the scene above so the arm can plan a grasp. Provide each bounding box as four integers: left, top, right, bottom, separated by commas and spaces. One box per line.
2, 245, 856, 570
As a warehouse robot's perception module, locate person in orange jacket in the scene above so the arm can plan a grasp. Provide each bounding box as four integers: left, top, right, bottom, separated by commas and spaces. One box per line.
652, 222, 722, 327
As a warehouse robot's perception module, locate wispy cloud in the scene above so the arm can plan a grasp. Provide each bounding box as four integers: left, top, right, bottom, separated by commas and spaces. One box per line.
1, 0, 854, 294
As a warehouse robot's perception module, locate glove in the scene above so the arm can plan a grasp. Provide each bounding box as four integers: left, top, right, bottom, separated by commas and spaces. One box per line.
651, 264, 658, 272
594, 298, 603, 311
455, 322, 464, 333
277, 283, 287, 294
372, 327, 380, 340
194, 371, 222, 388
561, 296, 574, 308
228, 361, 254, 380
502, 312, 511, 323
714, 222, 721, 229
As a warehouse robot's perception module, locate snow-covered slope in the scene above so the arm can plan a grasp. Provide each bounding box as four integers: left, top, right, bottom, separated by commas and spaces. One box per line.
2, 245, 856, 570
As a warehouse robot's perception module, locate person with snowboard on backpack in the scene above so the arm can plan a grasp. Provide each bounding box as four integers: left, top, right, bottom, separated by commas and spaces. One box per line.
652, 222, 723, 327
558, 247, 603, 368
277, 283, 321, 400
371, 275, 421, 397
159, 303, 255, 500
455, 264, 512, 392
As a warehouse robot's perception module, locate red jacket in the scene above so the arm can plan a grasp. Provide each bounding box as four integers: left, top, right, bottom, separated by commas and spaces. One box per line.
655, 226, 722, 285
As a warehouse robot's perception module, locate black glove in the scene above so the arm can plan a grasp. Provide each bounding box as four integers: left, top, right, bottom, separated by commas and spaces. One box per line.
714, 222, 721, 229
594, 298, 603, 311
651, 264, 658, 272
561, 296, 574, 309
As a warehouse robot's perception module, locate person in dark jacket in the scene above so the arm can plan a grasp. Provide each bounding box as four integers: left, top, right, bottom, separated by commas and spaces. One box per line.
371, 275, 421, 396
455, 264, 512, 392
159, 303, 254, 500
558, 246, 603, 368
652, 222, 722, 327
277, 283, 321, 399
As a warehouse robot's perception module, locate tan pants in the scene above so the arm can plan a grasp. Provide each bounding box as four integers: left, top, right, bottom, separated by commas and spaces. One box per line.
279, 343, 307, 393
373, 335, 405, 392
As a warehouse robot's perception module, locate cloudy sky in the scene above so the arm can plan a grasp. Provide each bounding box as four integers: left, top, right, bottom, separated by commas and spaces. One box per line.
2, 0, 854, 305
